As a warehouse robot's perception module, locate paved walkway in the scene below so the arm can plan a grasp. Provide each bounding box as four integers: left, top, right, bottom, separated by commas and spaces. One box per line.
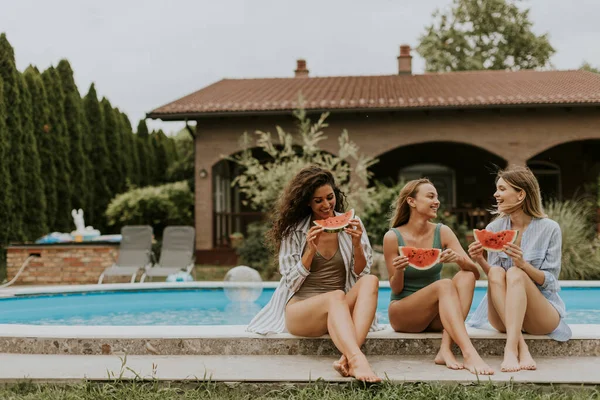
0, 354, 599, 384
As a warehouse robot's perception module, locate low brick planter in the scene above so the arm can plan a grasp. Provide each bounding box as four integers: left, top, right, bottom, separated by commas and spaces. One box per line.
6, 243, 120, 285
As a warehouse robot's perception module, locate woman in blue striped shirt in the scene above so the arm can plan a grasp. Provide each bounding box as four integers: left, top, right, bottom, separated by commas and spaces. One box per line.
247, 166, 381, 383
468, 166, 571, 373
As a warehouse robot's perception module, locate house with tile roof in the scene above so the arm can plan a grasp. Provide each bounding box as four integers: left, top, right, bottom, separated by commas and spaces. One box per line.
148, 45, 600, 264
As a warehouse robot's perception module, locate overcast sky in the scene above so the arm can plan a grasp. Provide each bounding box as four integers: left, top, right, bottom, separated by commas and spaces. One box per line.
1, 0, 599, 134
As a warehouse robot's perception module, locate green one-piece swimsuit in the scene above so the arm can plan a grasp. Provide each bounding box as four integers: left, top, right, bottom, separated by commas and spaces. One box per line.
390, 223, 444, 302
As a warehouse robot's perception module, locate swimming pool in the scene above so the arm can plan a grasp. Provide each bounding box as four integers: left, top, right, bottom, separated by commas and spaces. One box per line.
0, 284, 599, 325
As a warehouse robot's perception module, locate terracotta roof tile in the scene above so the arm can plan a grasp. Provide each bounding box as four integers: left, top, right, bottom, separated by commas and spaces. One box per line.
148, 70, 600, 119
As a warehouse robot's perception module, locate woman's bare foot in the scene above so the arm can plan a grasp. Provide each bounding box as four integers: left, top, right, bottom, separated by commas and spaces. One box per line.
333, 355, 349, 377
434, 347, 463, 370
347, 353, 382, 383
501, 347, 521, 372
463, 351, 494, 375
518, 342, 537, 371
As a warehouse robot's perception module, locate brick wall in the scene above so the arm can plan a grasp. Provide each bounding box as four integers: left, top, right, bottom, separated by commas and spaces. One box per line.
6, 244, 122, 285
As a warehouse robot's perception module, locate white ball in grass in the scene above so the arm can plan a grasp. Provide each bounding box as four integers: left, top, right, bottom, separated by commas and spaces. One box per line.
224, 265, 263, 302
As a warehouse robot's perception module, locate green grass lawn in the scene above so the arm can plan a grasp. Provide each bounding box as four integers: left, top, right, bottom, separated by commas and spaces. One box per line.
0, 381, 598, 399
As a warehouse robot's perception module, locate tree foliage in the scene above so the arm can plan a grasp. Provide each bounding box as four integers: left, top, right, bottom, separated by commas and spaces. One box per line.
24, 67, 58, 232
0, 34, 25, 241
227, 107, 378, 213
581, 62, 600, 74
42, 66, 73, 232
417, 0, 555, 72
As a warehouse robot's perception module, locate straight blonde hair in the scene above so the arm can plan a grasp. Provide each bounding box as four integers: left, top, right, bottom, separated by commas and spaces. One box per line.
494, 166, 547, 219
389, 178, 433, 228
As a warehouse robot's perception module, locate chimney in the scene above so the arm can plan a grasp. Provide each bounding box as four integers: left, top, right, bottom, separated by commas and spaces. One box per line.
397, 45, 412, 75
294, 59, 309, 78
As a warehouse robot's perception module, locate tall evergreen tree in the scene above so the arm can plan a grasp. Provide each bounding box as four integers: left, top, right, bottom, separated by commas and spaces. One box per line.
121, 112, 140, 186
83, 84, 110, 231
152, 130, 170, 183
57, 60, 88, 212
0, 78, 11, 246
18, 73, 47, 240
42, 66, 72, 232
0, 34, 25, 241
136, 119, 152, 186
113, 108, 131, 188
24, 67, 57, 231
101, 97, 124, 197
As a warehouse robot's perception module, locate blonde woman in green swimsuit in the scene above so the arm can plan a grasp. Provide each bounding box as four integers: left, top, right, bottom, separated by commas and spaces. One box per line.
383, 178, 494, 375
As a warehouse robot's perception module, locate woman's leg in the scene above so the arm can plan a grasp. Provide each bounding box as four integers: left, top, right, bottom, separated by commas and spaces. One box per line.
286, 289, 381, 382
503, 267, 560, 371
333, 275, 379, 376
389, 279, 493, 375
487, 267, 533, 372
434, 270, 476, 370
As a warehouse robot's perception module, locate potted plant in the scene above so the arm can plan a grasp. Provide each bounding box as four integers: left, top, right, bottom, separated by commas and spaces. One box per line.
229, 232, 244, 249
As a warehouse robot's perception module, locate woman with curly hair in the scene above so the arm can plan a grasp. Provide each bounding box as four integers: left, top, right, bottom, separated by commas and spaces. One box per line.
247, 165, 381, 382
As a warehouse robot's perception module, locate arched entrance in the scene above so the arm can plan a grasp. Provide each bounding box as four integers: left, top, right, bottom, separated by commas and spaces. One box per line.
370, 141, 507, 228
528, 140, 600, 202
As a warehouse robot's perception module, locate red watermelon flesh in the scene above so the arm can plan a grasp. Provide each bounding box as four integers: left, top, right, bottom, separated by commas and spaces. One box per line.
313, 209, 355, 232
399, 246, 441, 270
473, 229, 519, 252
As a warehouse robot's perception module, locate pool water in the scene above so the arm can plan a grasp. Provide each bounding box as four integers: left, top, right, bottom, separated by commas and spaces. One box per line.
0, 287, 598, 326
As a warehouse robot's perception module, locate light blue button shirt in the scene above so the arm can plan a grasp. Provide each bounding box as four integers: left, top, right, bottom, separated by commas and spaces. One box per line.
468, 216, 572, 342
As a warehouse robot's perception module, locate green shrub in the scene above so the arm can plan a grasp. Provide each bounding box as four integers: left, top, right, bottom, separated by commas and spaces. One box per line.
235, 222, 276, 279
105, 181, 194, 237
545, 199, 600, 280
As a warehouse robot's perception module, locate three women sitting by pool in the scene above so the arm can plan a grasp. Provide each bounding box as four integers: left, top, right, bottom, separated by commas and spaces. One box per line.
247, 165, 571, 381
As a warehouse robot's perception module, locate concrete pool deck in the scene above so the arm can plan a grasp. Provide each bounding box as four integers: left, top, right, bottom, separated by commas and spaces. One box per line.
0, 353, 599, 384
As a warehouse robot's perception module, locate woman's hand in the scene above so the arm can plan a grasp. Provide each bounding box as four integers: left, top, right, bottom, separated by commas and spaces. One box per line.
344, 219, 363, 248
439, 248, 459, 263
468, 241, 486, 262
306, 226, 324, 254
392, 254, 410, 272
503, 242, 525, 268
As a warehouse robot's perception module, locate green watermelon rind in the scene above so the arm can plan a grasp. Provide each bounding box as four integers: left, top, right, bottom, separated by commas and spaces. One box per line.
473, 229, 519, 252
398, 246, 441, 270
313, 209, 355, 233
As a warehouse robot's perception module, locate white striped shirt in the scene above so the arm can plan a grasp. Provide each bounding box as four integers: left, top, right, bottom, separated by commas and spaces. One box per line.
468, 217, 572, 342
246, 212, 382, 334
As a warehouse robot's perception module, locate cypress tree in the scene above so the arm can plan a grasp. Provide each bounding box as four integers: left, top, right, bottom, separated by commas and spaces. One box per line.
152, 130, 170, 183
57, 60, 88, 212
0, 78, 11, 246
136, 119, 151, 186
18, 73, 47, 240
0, 34, 25, 241
101, 97, 124, 197
83, 84, 110, 231
121, 112, 140, 187
113, 108, 132, 188
42, 66, 72, 232
24, 67, 57, 231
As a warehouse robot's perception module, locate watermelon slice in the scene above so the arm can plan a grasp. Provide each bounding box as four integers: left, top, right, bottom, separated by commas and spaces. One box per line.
398, 246, 442, 270
473, 229, 519, 252
313, 209, 355, 233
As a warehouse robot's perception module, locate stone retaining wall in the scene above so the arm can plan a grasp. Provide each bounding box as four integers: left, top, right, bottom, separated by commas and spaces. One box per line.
6, 244, 120, 285
0, 336, 597, 357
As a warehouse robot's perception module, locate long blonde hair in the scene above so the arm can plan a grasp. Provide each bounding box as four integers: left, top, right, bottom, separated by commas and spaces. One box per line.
494, 166, 547, 218
389, 178, 433, 228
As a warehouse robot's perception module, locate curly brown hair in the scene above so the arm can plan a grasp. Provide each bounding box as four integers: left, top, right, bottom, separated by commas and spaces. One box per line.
267, 165, 347, 250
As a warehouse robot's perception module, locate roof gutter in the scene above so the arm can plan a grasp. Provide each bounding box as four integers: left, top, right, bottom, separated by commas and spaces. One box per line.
146, 102, 600, 121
